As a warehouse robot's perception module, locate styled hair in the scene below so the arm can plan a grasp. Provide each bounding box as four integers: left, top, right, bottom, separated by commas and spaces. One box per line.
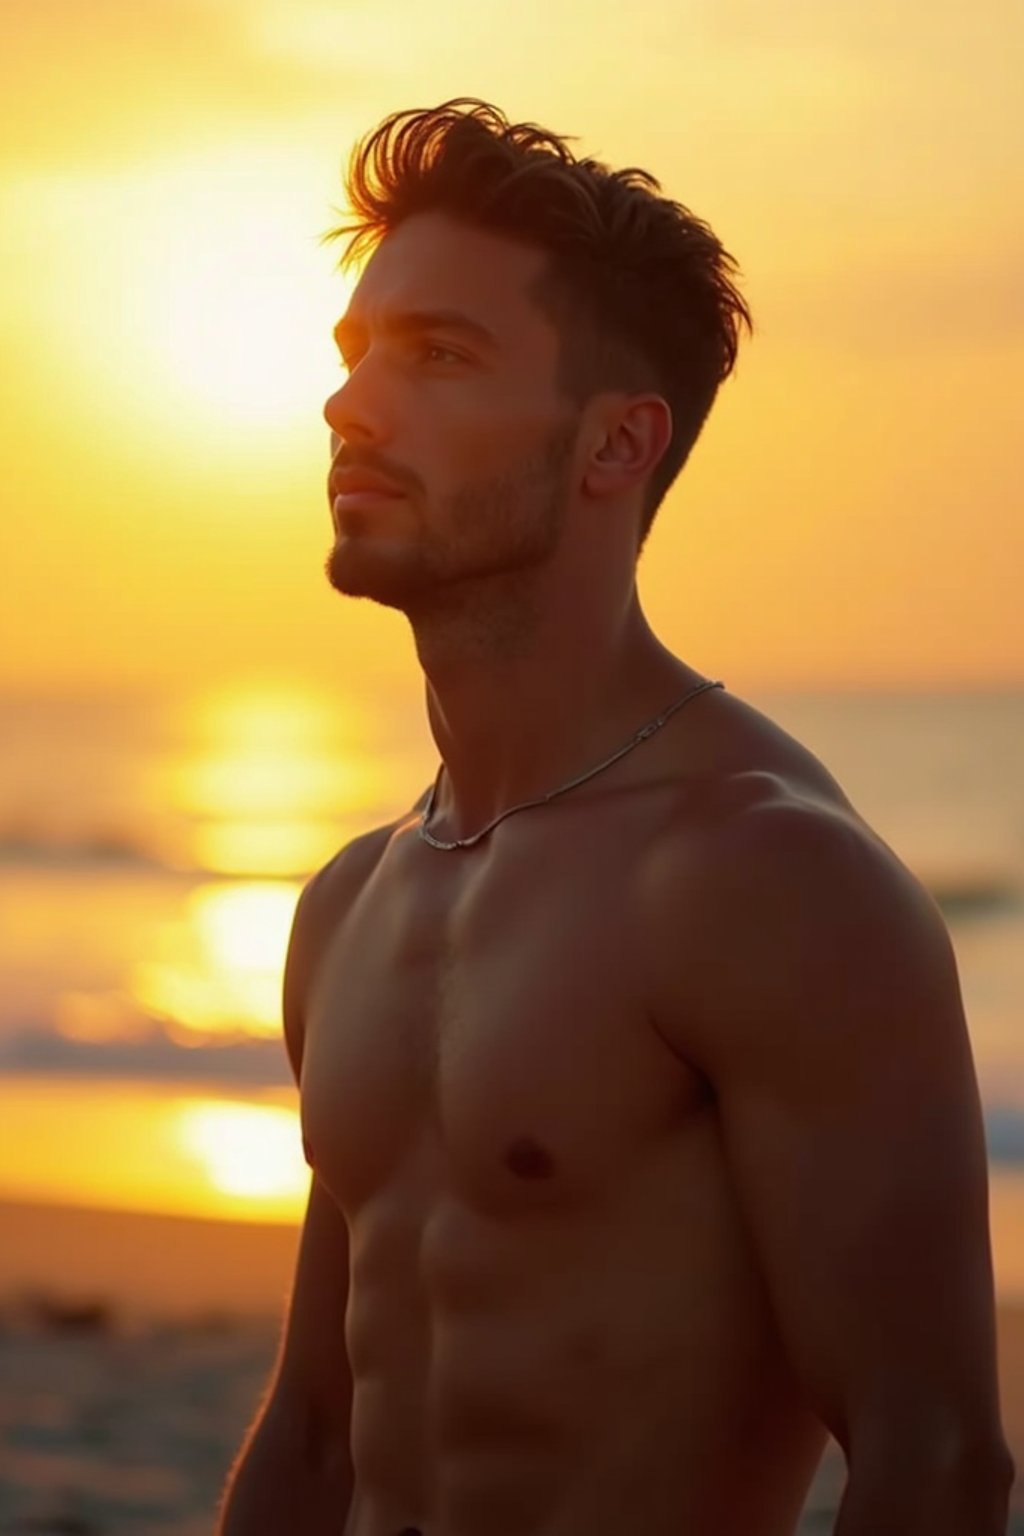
324, 98, 752, 549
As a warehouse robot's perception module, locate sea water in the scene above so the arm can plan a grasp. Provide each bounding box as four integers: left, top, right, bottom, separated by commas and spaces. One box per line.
1, 684, 1021, 1290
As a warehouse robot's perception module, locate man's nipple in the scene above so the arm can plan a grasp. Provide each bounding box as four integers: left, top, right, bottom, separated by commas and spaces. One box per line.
504, 1134, 555, 1179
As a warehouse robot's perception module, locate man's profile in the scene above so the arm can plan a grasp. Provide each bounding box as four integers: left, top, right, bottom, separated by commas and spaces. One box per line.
218, 97, 1014, 1535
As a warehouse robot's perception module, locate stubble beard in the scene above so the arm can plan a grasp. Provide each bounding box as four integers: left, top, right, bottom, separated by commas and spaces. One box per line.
324, 416, 579, 622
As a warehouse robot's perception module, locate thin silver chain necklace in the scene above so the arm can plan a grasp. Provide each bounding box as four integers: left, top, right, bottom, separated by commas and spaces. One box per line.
418, 677, 725, 851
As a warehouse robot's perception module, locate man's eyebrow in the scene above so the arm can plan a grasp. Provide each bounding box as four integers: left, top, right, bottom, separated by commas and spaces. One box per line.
332, 308, 500, 354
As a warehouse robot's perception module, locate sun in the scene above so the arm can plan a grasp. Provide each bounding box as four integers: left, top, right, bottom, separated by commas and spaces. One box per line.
147, 217, 347, 425
128, 148, 357, 437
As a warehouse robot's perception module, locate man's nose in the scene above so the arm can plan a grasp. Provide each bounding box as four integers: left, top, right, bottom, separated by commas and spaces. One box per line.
323, 389, 345, 435
323, 381, 382, 445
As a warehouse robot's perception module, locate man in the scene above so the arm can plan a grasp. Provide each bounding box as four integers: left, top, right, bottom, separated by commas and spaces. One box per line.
219, 98, 1013, 1535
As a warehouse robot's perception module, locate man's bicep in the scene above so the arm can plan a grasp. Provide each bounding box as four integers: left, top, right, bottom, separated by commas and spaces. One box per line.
719, 1016, 995, 1453
684, 807, 1001, 1455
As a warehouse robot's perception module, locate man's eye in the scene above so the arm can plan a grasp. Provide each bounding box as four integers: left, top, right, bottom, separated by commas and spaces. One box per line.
418, 342, 462, 364
337, 342, 463, 371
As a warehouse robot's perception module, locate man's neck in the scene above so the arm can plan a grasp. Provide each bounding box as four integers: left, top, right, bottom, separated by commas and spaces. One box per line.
416, 590, 696, 845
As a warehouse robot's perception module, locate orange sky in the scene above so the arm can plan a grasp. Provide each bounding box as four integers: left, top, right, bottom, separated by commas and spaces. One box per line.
2, 0, 1022, 695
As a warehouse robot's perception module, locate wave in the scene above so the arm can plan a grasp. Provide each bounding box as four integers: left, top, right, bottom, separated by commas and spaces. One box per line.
0, 828, 322, 881
924, 870, 1022, 920
0, 1023, 292, 1087
3, 1025, 1024, 1166
0, 829, 179, 875
985, 1105, 1024, 1166
4, 827, 1021, 915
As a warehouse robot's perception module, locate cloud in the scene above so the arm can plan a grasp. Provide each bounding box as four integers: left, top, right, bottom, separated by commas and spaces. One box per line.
0, 0, 364, 170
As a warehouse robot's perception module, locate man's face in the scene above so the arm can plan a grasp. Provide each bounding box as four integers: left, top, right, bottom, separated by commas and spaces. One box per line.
322, 212, 583, 614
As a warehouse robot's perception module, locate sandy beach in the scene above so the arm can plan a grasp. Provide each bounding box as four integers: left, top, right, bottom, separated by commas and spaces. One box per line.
1, 1199, 1021, 1534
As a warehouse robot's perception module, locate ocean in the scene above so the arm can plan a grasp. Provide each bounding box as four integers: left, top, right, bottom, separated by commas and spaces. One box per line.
1, 683, 1022, 1289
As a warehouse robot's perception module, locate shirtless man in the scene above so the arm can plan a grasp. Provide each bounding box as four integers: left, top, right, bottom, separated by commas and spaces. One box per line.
219, 99, 1014, 1535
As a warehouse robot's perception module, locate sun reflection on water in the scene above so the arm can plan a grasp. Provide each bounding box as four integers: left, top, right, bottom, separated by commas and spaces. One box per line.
131, 880, 300, 1039
177, 1100, 307, 1206
0, 1076, 307, 1224
155, 679, 400, 877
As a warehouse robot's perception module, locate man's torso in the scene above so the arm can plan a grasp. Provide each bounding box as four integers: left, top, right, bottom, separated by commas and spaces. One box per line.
300, 689, 865, 1536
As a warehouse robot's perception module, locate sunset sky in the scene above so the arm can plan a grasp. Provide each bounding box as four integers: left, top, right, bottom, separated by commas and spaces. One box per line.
2, 0, 1024, 1280
2, 0, 1022, 697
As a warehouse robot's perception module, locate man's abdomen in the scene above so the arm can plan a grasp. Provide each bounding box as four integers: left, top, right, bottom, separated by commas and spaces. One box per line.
341, 1125, 826, 1536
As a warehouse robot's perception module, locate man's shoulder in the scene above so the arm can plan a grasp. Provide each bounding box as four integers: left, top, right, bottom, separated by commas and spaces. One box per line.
638, 683, 939, 1034
282, 818, 401, 1082
295, 811, 410, 941
293, 780, 438, 938
644, 680, 876, 882
643, 760, 880, 939
309, 819, 396, 898
644, 766, 950, 1077
652, 755, 925, 955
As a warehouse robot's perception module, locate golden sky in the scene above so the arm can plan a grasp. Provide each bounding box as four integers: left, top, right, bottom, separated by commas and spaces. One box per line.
2, 0, 1022, 695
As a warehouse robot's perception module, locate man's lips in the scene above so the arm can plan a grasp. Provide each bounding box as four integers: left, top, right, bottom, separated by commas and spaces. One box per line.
331, 488, 407, 521
329, 469, 406, 501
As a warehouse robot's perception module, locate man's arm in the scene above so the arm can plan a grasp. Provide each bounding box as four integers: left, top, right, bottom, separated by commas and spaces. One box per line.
653, 794, 1016, 1533
218, 854, 361, 1534
218, 1174, 355, 1533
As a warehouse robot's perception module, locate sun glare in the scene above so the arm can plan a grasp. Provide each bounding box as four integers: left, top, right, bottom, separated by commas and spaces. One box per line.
131, 880, 299, 1039
31, 148, 357, 454
0, 1077, 306, 1224
177, 1100, 307, 1208
137, 156, 356, 430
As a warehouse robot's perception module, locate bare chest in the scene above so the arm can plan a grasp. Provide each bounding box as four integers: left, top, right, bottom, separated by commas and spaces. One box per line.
300, 819, 707, 1219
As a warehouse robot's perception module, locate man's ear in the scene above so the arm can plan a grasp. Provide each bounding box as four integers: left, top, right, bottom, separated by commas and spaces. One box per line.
581, 394, 673, 501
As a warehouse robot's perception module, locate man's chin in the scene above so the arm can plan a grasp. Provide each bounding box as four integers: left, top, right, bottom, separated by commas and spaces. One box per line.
324, 542, 431, 612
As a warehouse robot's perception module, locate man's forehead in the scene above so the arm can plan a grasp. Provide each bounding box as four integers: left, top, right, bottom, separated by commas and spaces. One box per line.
346, 214, 550, 339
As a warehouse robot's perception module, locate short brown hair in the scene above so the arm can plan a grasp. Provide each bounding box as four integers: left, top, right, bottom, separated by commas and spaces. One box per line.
324, 98, 752, 550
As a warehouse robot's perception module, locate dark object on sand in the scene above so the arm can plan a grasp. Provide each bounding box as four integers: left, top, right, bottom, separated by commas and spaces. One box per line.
13, 1516, 101, 1534
22, 1291, 115, 1334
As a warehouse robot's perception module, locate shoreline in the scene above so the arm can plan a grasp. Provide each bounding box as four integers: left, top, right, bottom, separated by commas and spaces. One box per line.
0, 1198, 1020, 1527
0, 1196, 300, 1324
3, 1197, 1021, 1478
